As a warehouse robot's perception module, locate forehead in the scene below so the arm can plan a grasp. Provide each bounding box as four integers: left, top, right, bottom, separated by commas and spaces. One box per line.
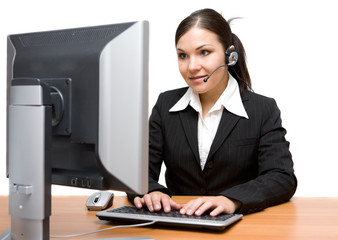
176, 27, 222, 50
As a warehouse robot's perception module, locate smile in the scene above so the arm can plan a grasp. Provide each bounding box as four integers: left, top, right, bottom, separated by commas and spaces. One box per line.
189, 75, 207, 82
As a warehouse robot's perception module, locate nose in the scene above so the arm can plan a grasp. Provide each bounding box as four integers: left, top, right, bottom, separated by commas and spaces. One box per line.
188, 57, 202, 73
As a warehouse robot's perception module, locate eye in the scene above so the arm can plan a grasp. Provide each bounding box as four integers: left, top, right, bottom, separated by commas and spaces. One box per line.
178, 53, 187, 59
200, 50, 210, 56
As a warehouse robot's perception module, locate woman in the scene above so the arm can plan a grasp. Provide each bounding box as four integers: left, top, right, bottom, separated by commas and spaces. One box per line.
130, 8, 297, 216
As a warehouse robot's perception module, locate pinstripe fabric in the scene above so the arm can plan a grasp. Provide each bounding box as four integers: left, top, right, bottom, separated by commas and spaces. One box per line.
146, 87, 297, 215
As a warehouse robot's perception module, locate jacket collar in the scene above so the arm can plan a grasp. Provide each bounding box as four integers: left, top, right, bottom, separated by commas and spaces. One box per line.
169, 74, 249, 119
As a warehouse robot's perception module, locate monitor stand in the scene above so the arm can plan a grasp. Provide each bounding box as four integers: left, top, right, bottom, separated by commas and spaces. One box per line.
3, 80, 52, 239
2, 80, 154, 239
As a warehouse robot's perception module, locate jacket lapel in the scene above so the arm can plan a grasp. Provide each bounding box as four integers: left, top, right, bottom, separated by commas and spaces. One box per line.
179, 106, 200, 163
207, 91, 249, 160
207, 110, 241, 160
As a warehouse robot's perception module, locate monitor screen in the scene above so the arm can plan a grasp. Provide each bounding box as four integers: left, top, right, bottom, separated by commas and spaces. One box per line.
7, 21, 149, 195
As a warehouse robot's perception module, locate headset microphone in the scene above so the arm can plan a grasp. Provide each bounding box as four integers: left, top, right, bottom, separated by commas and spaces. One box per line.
204, 46, 238, 83
203, 64, 226, 82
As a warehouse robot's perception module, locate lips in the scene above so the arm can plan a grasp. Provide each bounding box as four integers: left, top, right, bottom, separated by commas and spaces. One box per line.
189, 75, 208, 82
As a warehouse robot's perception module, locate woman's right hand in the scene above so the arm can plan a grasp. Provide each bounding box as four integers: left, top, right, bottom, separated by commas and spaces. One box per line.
134, 191, 181, 213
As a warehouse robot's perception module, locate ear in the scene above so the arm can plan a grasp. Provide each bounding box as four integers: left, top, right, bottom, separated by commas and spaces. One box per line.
227, 45, 235, 51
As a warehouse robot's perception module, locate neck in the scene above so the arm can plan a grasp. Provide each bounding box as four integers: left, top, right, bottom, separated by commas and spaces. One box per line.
199, 75, 229, 118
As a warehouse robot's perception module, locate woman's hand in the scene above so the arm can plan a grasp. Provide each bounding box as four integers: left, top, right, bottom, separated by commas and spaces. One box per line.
134, 191, 181, 213
179, 196, 241, 216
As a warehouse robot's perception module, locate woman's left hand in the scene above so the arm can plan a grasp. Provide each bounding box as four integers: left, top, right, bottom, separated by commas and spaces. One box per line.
179, 196, 241, 216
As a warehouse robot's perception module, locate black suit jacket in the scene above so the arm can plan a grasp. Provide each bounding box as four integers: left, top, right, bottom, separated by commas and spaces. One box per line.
139, 87, 297, 214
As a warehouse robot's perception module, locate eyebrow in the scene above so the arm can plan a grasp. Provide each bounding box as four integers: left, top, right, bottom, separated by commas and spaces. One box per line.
176, 44, 213, 52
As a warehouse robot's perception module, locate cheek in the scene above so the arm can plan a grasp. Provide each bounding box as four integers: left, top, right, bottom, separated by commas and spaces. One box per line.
178, 62, 187, 77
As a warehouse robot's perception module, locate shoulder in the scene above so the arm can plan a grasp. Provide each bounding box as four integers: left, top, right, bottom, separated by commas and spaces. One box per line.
150, 87, 189, 122
242, 90, 275, 103
155, 87, 189, 109
159, 87, 189, 99
242, 90, 278, 107
241, 90, 280, 117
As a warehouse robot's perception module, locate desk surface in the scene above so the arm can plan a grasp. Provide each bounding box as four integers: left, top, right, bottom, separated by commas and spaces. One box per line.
1, 195, 338, 240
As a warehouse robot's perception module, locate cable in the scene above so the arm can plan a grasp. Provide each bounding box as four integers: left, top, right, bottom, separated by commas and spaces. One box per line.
50, 220, 156, 238
229, 67, 254, 93
0, 227, 11, 240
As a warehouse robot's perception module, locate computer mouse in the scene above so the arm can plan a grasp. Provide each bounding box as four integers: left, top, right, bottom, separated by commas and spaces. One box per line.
86, 191, 114, 211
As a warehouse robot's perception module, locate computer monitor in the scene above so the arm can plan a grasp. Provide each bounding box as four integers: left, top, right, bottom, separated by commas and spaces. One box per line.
5, 21, 149, 239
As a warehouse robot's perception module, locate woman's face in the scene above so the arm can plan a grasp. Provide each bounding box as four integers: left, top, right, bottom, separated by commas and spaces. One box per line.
176, 26, 229, 97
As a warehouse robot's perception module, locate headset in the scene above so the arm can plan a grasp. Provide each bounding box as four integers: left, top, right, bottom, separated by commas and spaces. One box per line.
225, 46, 238, 66
203, 46, 253, 92
203, 46, 238, 82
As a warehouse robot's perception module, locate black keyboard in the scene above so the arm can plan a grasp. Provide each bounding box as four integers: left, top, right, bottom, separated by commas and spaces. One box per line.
96, 205, 242, 231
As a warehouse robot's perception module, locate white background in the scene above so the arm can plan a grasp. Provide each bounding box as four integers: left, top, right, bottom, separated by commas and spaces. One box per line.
1, 0, 337, 197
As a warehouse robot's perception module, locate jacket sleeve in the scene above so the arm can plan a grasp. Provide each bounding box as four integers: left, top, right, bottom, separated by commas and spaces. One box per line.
221, 97, 297, 214
127, 93, 171, 203
147, 93, 172, 195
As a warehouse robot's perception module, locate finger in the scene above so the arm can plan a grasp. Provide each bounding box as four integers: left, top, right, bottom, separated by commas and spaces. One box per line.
143, 194, 154, 212
180, 205, 186, 214
210, 205, 225, 217
151, 194, 162, 211
180, 198, 204, 216
195, 201, 214, 216
134, 197, 144, 209
161, 195, 172, 213
170, 199, 181, 210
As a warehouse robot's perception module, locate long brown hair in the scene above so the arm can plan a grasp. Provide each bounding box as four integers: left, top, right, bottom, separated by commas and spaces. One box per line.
175, 8, 252, 92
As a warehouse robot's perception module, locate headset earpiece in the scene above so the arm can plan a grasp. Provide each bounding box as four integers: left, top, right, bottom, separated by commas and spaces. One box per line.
225, 46, 238, 66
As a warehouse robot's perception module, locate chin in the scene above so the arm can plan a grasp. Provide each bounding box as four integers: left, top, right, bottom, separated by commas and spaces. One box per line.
191, 86, 208, 95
